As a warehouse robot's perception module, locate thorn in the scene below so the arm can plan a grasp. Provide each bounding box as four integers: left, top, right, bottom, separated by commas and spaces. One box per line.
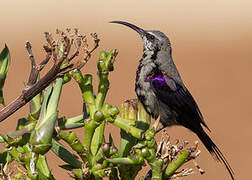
152, 116, 160, 130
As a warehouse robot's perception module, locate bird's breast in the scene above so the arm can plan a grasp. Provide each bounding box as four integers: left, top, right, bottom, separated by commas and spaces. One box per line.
135, 62, 160, 118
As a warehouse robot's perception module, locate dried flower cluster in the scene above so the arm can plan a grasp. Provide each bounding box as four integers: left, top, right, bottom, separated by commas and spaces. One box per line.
156, 130, 204, 179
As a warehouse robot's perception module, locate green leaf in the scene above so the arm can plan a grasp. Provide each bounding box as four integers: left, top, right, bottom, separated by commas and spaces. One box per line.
0, 149, 9, 164
91, 121, 105, 155
0, 135, 4, 143
0, 44, 10, 106
83, 102, 89, 119
30, 79, 63, 154
28, 75, 42, 120
59, 164, 76, 171
109, 133, 115, 147
36, 155, 53, 179
29, 112, 57, 154
9, 147, 21, 162
51, 139, 82, 168
0, 44, 10, 75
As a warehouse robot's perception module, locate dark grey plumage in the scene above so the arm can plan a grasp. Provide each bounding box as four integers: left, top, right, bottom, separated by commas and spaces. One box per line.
110, 21, 234, 180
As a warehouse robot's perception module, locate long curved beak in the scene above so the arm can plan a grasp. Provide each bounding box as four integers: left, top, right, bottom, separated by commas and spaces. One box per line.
110, 21, 146, 37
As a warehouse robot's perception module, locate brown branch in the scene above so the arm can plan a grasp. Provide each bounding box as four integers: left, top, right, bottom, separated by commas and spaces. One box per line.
0, 29, 99, 123
37, 45, 52, 71
25, 42, 53, 87
25, 41, 38, 86
45, 32, 58, 63
67, 36, 81, 62
68, 50, 79, 62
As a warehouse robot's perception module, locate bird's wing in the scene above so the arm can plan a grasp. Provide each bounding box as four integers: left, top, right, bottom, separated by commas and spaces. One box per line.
150, 73, 210, 131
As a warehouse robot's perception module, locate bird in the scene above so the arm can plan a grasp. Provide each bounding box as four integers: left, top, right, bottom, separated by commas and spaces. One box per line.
110, 21, 234, 180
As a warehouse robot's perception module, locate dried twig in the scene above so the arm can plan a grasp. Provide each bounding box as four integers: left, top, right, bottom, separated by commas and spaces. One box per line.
25, 41, 37, 86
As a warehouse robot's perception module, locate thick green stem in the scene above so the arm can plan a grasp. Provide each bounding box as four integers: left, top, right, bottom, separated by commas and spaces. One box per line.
106, 155, 144, 165
146, 149, 163, 180
74, 49, 116, 171
36, 154, 54, 179
83, 120, 99, 155
74, 70, 96, 118
58, 114, 85, 130
91, 121, 105, 156
74, 70, 98, 163
108, 154, 143, 180
111, 117, 144, 139
150, 161, 163, 180
59, 130, 87, 161
96, 72, 109, 109
163, 150, 190, 179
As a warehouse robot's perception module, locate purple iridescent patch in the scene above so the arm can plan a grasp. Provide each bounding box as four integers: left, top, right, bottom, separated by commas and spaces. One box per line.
152, 76, 169, 90
146, 68, 163, 81
153, 77, 166, 84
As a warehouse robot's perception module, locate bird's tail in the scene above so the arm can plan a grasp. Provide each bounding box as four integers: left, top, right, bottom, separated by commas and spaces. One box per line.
196, 130, 234, 180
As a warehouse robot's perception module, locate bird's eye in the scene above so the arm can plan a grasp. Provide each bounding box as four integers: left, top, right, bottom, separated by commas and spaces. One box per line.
150, 35, 155, 40
147, 34, 155, 40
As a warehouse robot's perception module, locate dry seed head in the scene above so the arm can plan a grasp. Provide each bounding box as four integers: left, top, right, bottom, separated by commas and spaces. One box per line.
157, 133, 204, 177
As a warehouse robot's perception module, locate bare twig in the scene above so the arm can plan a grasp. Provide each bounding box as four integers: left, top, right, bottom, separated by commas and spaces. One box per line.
58, 33, 100, 76
25, 41, 38, 86
37, 44, 52, 71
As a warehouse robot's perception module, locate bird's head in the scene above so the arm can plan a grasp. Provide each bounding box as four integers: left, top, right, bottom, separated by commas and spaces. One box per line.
110, 21, 171, 54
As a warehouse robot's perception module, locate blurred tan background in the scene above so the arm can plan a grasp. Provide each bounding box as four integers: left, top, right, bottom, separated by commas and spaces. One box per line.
0, 0, 252, 179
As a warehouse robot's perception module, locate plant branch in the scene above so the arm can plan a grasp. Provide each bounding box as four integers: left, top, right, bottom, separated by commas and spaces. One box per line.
0, 30, 99, 123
